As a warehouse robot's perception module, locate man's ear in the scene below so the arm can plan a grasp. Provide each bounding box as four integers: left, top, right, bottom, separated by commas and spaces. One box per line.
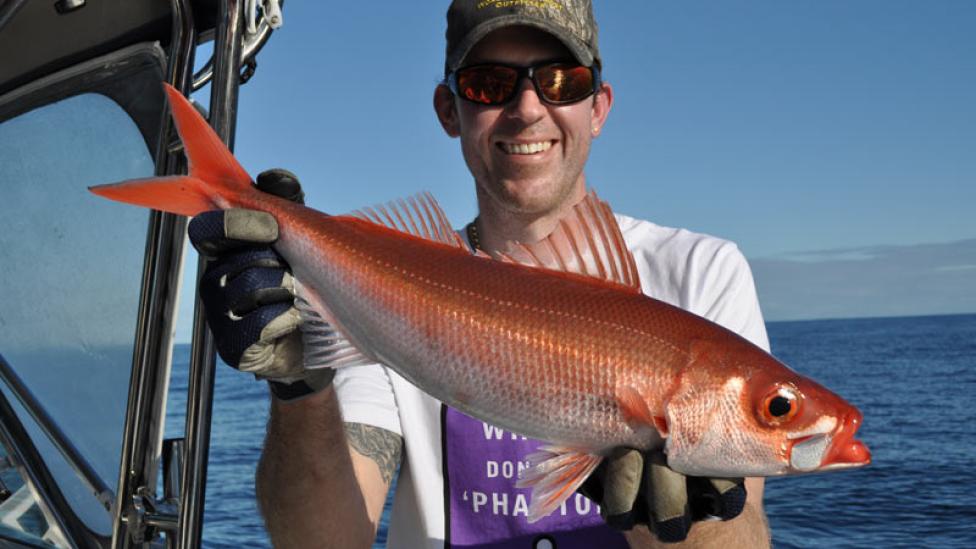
434, 84, 461, 137
590, 82, 614, 137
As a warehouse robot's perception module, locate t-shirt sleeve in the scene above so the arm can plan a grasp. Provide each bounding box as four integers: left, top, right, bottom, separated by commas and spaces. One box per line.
689, 241, 771, 352
333, 363, 403, 437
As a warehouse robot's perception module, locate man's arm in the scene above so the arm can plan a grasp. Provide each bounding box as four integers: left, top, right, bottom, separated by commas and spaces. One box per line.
256, 386, 402, 548
623, 477, 769, 549
184, 173, 403, 547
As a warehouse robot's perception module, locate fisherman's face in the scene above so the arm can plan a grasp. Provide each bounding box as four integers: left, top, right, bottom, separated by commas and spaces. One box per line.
436, 26, 613, 218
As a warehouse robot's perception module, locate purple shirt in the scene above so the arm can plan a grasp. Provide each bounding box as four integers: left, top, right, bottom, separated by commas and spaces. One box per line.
443, 406, 628, 548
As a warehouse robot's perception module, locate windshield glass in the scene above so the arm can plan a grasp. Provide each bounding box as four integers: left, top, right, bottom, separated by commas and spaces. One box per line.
0, 92, 154, 535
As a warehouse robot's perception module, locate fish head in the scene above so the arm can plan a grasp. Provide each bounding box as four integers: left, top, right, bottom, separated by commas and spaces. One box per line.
739, 367, 871, 475
663, 342, 871, 477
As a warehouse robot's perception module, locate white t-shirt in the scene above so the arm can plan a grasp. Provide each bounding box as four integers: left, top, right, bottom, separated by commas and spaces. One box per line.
333, 214, 770, 549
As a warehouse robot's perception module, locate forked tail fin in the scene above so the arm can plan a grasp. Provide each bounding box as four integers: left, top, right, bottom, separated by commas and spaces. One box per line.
88, 84, 252, 216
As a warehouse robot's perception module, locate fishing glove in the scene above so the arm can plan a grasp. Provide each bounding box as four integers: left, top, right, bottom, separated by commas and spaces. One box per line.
582, 449, 746, 543
187, 168, 333, 401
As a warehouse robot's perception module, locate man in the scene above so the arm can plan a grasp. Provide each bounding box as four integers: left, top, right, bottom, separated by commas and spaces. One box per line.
189, 2, 772, 547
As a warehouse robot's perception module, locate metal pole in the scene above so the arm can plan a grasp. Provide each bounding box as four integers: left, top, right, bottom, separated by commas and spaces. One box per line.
110, 173, 185, 549
0, 387, 97, 548
208, 0, 244, 145
111, 0, 196, 547
0, 355, 113, 512
177, 1, 244, 547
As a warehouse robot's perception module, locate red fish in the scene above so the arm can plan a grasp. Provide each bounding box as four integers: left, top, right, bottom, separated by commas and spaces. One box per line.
90, 85, 870, 521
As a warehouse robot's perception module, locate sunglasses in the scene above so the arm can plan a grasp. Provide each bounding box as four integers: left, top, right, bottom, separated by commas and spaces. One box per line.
447, 61, 601, 106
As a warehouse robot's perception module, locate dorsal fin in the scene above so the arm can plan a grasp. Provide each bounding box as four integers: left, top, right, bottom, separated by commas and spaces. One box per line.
502, 191, 642, 292
351, 192, 468, 250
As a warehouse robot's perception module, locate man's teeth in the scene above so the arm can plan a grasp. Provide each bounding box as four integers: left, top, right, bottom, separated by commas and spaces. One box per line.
501, 141, 552, 155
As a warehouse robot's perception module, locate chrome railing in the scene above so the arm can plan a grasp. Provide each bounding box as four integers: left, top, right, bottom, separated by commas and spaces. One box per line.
0, 374, 104, 548
178, 0, 246, 545
0, 355, 114, 513
111, 0, 197, 545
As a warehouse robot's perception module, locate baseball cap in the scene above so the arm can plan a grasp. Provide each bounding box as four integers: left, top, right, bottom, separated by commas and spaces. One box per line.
445, 0, 601, 76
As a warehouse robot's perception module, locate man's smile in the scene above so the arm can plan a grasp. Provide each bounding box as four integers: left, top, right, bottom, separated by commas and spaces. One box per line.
496, 140, 555, 155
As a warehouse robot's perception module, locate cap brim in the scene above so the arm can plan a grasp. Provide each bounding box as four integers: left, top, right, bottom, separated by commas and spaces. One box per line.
447, 15, 595, 74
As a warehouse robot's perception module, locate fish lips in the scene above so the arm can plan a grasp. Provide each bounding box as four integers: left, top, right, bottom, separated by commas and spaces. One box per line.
789, 410, 871, 472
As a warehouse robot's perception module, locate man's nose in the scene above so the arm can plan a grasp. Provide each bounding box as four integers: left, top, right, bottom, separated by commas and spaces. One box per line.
506, 76, 546, 122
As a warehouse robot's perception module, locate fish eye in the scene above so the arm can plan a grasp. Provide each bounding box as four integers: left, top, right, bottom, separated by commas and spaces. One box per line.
759, 386, 800, 425
768, 396, 793, 417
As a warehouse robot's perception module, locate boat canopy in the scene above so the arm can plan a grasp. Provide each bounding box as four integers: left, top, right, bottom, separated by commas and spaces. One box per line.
0, 0, 223, 98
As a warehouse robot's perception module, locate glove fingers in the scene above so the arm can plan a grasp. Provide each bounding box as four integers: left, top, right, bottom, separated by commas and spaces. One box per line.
645, 453, 692, 543
210, 301, 293, 366
256, 168, 305, 204
189, 209, 279, 256
196, 242, 296, 370
598, 449, 644, 530
687, 476, 747, 521
230, 287, 295, 318
210, 256, 287, 291
717, 481, 747, 521
199, 247, 286, 291
201, 263, 286, 310
239, 310, 303, 376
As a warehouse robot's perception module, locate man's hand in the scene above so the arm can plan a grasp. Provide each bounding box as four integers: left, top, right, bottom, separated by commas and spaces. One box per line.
187, 168, 331, 400
582, 449, 747, 543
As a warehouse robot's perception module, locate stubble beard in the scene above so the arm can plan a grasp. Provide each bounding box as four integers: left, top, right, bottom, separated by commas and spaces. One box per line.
480, 149, 588, 218
480, 170, 583, 221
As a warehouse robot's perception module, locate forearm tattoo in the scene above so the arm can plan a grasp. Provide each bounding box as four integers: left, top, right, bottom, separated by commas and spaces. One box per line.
344, 422, 403, 485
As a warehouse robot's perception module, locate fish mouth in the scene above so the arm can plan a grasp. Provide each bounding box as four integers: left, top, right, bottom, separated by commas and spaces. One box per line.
789, 410, 871, 472
820, 409, 871, 470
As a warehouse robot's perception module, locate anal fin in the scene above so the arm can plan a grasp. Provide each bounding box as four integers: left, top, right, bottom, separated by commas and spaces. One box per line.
516, 446, 604, 523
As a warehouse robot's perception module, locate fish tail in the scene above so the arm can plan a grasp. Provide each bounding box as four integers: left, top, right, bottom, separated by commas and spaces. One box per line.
88, 84, 254, 216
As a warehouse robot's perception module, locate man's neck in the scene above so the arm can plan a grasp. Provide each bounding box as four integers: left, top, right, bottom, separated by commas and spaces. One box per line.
474, 181, 586, 253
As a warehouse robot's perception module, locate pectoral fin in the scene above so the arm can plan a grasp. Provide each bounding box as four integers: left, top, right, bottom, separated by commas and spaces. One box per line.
617, 384, 669, 438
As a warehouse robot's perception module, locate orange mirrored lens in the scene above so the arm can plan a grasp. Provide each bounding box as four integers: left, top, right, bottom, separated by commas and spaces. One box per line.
457, 66, 518, 105
536, 64, 594, 103
455, 64, 595, 105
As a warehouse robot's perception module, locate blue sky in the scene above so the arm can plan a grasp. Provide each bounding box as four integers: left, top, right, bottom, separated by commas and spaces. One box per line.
174, 2, 974, 336
220, 1, 974, 258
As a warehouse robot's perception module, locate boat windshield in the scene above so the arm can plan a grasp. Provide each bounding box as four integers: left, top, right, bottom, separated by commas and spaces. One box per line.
0, 92, 155, 537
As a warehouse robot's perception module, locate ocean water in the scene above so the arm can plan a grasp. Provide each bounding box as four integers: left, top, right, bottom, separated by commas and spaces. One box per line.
762, 314, 976, 548
165, 313, 976, 548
